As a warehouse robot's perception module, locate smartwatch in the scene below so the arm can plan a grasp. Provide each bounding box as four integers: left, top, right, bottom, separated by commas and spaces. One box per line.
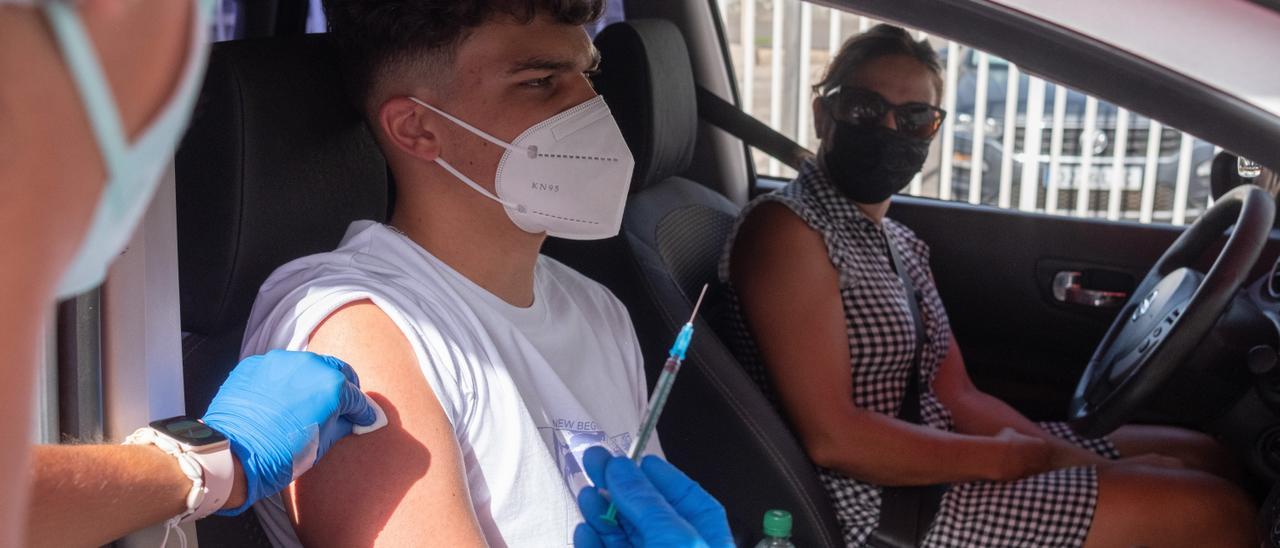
125, 416, 235, 523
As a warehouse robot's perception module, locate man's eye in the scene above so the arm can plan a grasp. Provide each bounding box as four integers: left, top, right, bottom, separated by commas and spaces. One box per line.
522, 76, 554, 88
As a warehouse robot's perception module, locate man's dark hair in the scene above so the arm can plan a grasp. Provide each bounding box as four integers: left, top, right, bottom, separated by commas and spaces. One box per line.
813, 24, 943, 100
324, 0, 605, 113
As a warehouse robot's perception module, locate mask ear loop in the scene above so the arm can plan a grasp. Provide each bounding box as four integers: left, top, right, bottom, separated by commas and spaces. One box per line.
433, 158, 526, 213
408, 97, 539, 160
43, 0, 130, 174
407, 97, 530, 213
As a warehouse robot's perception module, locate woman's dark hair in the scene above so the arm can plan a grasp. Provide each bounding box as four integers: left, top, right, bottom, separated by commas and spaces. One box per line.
813, 24, 943, 100
324, 0, 605, 112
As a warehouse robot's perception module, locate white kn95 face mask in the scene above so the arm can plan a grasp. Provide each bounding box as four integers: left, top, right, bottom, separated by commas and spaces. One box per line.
410, 95, 636, 240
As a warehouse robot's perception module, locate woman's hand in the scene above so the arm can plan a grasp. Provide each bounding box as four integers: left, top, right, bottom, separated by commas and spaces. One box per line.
992, 428, 1192, 483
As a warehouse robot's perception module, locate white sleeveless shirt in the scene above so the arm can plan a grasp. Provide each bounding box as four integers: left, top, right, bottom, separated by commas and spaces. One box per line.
241, 221, 659, 547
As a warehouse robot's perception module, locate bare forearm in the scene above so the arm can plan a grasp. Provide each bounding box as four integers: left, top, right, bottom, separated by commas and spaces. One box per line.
806, 409, 1013, 486
943, 390, 1103, 466
26, 444, 246, 548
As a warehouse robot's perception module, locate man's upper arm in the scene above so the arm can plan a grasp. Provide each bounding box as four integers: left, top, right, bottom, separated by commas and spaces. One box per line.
289, 299, 487, 547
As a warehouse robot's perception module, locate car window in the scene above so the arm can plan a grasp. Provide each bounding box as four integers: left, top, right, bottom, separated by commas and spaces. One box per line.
306, 0, 327, 34
211, 0, 241, 42
716, 0, 1222, 226
591, 0, 627, 38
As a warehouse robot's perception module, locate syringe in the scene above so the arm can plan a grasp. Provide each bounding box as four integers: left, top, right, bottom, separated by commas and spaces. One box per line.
601, 284, 710, 525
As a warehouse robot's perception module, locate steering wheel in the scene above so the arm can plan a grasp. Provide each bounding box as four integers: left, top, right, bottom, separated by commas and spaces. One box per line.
1069, 184, 1276, 438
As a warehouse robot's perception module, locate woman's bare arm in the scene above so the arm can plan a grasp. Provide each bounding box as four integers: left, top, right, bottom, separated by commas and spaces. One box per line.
292, 300, 487, 547
931, 336, 1107, 469
730, 203, 1051, 485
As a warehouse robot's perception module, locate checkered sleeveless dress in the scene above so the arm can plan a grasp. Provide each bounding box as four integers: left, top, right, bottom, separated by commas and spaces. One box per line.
715, 161, 1118, 547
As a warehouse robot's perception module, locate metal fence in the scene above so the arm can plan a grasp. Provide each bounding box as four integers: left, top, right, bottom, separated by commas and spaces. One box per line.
715, 0, 1218, 225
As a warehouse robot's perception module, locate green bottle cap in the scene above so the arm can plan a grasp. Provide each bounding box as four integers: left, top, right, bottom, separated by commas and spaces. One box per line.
763, 509, 792, 538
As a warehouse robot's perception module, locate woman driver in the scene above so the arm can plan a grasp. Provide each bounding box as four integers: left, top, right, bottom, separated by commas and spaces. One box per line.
718, 25, 1255, 547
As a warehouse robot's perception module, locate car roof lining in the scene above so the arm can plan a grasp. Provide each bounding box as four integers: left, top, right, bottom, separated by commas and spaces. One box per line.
989, 0, 1280, 120
808, 0, 1280, 172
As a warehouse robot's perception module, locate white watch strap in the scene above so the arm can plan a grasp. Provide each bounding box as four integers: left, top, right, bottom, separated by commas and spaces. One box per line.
187, 437, 235, 520
123, 426, 234, 523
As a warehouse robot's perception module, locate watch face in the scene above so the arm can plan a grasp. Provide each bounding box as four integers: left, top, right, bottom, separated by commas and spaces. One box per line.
151, 416, 227, 447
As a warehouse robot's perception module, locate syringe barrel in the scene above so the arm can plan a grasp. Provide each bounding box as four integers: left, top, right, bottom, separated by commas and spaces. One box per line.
628, 357, 682, 462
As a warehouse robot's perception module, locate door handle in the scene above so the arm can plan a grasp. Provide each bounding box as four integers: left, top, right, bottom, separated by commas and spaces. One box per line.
1053, 271, 1128, 308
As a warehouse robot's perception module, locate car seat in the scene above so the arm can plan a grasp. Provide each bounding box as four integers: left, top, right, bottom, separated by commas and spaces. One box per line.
175, 35, 388, 546
543, 20, 844, 546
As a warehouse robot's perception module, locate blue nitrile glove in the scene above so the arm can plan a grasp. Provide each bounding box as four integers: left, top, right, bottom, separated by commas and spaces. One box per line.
201, 349, 379, 515
574, 446, 735, 548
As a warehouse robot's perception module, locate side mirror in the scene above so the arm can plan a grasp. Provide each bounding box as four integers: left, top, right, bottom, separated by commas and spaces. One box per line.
1210, 151, 1279, 201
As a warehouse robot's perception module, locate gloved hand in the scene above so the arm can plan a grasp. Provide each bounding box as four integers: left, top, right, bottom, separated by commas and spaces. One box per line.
574, 446, 734, 548
202, 349, 379, 515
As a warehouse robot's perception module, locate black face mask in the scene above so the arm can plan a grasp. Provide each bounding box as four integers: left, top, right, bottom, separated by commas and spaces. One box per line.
820, 122, 932, 204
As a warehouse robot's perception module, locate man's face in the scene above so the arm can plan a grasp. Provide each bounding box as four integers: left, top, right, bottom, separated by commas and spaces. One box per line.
415, 14, 600, 195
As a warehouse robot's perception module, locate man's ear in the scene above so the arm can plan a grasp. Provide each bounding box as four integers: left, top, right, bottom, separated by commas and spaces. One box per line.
812, 95, 831, 141
378, 97, 441, 162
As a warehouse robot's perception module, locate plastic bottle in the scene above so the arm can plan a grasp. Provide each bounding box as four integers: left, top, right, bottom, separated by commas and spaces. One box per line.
753, 509, 796, 548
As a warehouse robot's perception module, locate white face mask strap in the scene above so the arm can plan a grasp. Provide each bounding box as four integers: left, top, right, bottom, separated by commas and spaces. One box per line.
408, 97, 534, 158
407, 97, 527, 212
433, 158, 525, 213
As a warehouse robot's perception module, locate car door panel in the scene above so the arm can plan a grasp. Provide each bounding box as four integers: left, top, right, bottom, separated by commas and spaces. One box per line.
890, 195, 1280, 420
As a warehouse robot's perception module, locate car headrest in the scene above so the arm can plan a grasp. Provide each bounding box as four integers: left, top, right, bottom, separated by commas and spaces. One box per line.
592, 20, 697, 194
1210, 151, 1243, 200
176, 34, 388, 337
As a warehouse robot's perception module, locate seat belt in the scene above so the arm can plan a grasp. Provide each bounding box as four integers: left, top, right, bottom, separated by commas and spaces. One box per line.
695, 85, 813, 171
867, 236, 947, 548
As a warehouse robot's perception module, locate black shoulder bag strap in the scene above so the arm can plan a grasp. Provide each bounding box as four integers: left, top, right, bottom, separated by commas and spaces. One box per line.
867, 234, 947, 548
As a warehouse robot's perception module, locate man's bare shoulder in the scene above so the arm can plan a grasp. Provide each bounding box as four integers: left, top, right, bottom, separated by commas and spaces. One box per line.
309, 300, 409, 359
287, 299, 486, 547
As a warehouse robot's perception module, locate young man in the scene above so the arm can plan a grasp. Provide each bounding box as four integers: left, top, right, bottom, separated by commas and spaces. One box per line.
1, 0, 725, 546
239, 1, 668, 545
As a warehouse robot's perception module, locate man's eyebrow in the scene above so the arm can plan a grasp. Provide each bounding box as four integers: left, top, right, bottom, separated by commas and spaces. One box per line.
508, 56, 576, 74
508, 47, 602, 75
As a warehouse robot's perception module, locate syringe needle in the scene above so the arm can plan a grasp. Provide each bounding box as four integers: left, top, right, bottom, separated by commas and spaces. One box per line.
688, 283, 710, 324
601, 283, 711, 526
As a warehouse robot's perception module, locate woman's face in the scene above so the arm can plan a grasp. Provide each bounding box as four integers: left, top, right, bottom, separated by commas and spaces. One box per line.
815, 53, 939, 140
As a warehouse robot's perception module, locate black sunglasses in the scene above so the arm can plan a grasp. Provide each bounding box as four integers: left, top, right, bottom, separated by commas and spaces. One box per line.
822, 86, 947, 140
